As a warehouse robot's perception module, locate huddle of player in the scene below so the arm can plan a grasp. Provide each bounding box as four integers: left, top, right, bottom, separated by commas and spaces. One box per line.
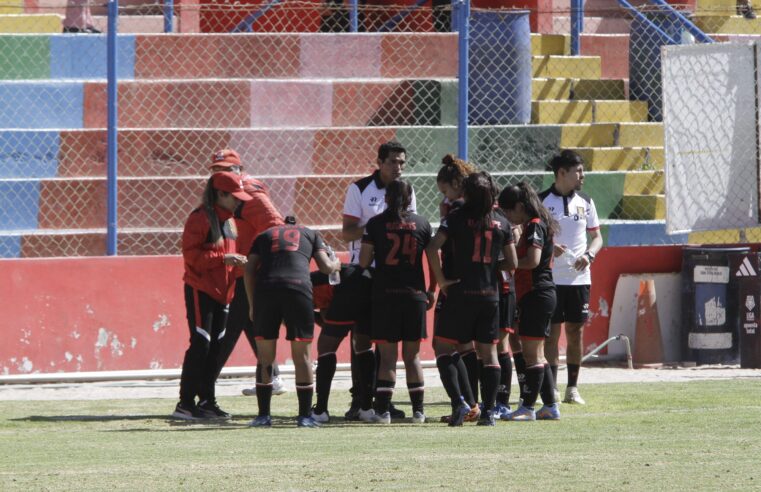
175, 142, 597, 427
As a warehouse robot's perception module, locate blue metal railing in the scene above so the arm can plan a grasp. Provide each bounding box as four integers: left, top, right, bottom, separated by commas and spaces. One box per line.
617, 0, 679, 44
106, 0, 119, 255
455, 0, 469, 161
646, 0, 714, 43
230, 0, 284, 32
570, 0, 582, 55
163, 0, 174, 32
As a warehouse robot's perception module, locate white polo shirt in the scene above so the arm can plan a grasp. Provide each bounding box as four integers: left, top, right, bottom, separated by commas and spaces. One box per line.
343, 170, 417, 264
540, 184, 600, 286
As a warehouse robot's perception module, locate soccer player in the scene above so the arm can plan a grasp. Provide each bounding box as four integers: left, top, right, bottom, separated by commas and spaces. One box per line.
245, 217, 340, 428
359, 180, 434, 424
207, 149, 288, 398
540, 150, 602, 405
499, 182, 560, 421
338, 140, 416, 421
172, 172, 251, 420
427, 171, 517, 426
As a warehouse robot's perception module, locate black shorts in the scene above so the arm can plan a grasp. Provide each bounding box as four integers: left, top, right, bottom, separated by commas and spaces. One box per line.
499, 290, 516, 333
517, 288, 557, 339
436, 296, 499, 345
322, 266, 372, 338
227, 277, 253, 333
372, 295, 427, 343
433, 290, 447, 333
551, 284, 590, 324
253, 287, 315, 341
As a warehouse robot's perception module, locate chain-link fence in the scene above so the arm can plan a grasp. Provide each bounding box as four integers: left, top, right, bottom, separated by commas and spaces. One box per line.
0, 0, 758, 257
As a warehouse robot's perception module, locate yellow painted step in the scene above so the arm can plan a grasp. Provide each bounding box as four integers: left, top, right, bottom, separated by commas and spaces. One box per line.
623, 171, 664, 195
688, 227, 761, 243
0, 14, 62, 33
573, 79, 626, 100
532, 78, 572, 100
572, 147, 665, 170
620, 194, 665, 220
618, 122, 664, 147
532, 56, 602, 79
559, 123, 664, 148
0, 0, 23, 15
693, 15, 761, 33
696, 0, 737, 16
532, 100, 648, 124
531, 34, 569, 56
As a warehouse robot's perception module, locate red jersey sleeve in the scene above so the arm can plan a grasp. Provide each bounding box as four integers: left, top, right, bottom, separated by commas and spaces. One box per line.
182, 211, 226, 271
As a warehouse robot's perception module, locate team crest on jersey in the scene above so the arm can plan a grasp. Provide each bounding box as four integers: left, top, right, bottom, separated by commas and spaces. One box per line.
577, 206, 585, 216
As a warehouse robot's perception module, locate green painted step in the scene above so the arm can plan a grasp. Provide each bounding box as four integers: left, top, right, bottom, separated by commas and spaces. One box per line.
0, 35, 49, 79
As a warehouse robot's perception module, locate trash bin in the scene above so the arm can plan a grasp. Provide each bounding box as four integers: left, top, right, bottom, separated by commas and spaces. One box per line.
731, 252, 761, 368
681, 246, 749, 365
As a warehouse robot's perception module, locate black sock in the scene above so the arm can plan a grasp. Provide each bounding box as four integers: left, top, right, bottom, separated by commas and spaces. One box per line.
567, 363, 580, 387
356, 350, 376, 411
550, 364, 558, 390
436, 354, 463, 411
374, 380, 394, 414
256, 383, 273, 417
314, 353, 337, 414
407, 382, 424, 414
540, 364, 557, 406
452, 353, 475, 407
296, 383, 314, 417
513, 351, 527, 399
523, 365, 545, 408
480, 364, 500, 412
497, 352, 512, 405
462, 351, 479, 403
349, 347, 359, 406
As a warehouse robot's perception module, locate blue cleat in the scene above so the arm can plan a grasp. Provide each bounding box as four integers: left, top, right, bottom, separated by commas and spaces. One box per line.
297, 415, 322, 428
448, 402, 471, 427
248, 415, 272, 428
508, 405, 536, 421
476, 410, 496, 426
494, 403, 511, 420
536, 403, 561, 420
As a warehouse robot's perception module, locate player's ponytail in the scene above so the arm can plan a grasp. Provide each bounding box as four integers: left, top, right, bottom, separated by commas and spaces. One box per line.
462, 171, 497, 231
385, 179, 412, 222
437, 153, 476, 187
201, 176, 224, 245
498, 181, 559, 238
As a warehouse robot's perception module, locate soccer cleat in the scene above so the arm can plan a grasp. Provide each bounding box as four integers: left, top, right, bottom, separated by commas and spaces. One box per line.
476, 410, 496, 426
412, 411, 426, 424
197, 400, 231, 420
272, 376, 288, 396
241, 386, 256, 396
439, 415, 451, 423
171, 401, 203, 420
464, 404, 482, 423
248, 415, 272, 428
448, 402, 471, 427
297, 416, 322, 428
493, 403, 511, 420
536, 403, 561, 420
563, 386, 586, 405
358, 408, 377, 422
508, 405, 536, 421
344, 401, 361, 421
310, 406, 330, 424
371, 411, 391, 424
389, 404, 406, 419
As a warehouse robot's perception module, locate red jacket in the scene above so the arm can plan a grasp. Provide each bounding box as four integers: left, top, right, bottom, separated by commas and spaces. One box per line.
182, 205, 238, 305
234, 176, 284, 277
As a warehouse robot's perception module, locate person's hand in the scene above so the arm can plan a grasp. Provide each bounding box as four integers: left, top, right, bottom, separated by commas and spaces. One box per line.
438, 278, 460, 296
425, 290, 436, 311
224, 253, 247, 266
574, 254, 590, 271
553, 244, 567, 257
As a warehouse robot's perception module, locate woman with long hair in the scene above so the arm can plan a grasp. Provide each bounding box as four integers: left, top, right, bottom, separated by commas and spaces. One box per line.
427, 171, 517, 426
358, 179, 434, 424
172, 171, 251, 420
498, 181, 560, 421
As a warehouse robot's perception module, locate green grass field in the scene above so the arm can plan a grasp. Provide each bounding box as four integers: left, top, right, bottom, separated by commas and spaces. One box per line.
2, 380, 760, 491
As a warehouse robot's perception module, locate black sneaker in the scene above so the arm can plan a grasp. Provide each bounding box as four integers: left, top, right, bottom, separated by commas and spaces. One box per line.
389, 403, 405, 420
198, 400, 232, 420
344, 400, 361, 421
171, 401, 203, 420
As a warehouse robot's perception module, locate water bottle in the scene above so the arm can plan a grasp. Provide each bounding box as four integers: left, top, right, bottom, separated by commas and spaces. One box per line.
325, 245, 341, 286
561, 248, 578, 274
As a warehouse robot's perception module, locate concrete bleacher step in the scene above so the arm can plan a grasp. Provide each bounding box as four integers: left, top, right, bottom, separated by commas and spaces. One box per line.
693, 15, 761, 33
559, 122, 664, 148
532, 55, 602, 79
531, 33, 569, 56
0, 0, 22, 15
553, 16, 630, 34
531, 100, 649, 124
0, 14, 61, 33
532, 78, 625, 100
579, 34, 631, 80
623, 170, 664, 195
619, 194, 665, 220
571, 146, 665, 170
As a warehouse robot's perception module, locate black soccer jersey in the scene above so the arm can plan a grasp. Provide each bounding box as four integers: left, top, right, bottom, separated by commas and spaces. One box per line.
250, 224, 326, 295
514, 218, 554, 299
362, 210, 432, 301
440, 198, 464, 277
438, 208, 514, 302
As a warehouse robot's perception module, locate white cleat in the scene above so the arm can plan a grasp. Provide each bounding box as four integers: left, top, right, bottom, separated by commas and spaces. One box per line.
371, 411, 391, 424
411, 411, 426, 424
563, 386, 586, 405
272, 376, 288, 395
241, 386, 257, 396
358, 408, 377, 422
310, 407, 330, 424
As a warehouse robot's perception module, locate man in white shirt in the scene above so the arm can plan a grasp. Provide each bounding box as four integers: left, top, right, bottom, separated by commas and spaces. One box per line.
540, 150, 603, 405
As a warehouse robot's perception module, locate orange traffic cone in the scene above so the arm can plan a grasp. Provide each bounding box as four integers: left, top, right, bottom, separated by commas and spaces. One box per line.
633, 279, 665, 366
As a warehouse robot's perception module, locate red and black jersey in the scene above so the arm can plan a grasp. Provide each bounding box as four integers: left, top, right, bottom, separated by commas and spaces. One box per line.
362, 210, 432, 301
514, 218, 555, 301
440, 198, 464, 277
234, 176, 284, 278
438, 208, 514, 302
250, 224, 326, 296
182, 205, 238, 305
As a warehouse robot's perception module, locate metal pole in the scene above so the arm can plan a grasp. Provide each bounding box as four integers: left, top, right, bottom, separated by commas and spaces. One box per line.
106, 0, 119, 256
163, 0, 174, 33
456, 0, 469, 160
570, 0, 582, 56
349, 0, 358, 32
